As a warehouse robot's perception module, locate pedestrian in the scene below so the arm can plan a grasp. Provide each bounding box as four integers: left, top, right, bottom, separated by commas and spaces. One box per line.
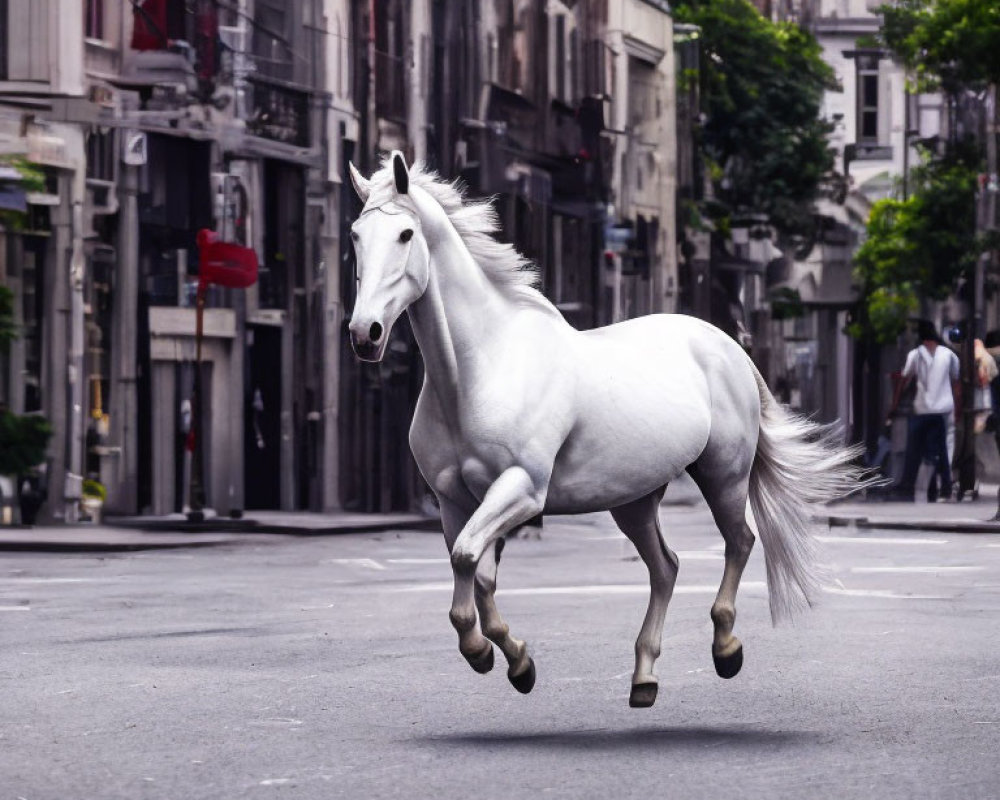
887, 320, 960, 502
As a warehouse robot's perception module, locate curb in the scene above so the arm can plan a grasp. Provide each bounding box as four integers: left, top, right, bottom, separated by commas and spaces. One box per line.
0, 515, 444, 554
0, 537, 245, 554
817, 514, 1000, 535
103, 516, 443, 536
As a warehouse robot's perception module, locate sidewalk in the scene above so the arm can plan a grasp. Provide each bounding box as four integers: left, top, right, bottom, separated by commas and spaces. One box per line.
0, 509, 442, 553
5, 490, 998, 554
818, 485, 1000, 534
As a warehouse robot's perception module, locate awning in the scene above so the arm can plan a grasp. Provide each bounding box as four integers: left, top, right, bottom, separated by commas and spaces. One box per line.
0, 185, 26, 212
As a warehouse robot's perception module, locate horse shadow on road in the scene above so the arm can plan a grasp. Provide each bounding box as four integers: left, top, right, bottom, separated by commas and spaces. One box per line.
415, 725, 824, 752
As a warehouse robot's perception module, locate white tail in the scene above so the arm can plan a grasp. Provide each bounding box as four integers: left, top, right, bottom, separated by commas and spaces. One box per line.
748, 363, 874, 623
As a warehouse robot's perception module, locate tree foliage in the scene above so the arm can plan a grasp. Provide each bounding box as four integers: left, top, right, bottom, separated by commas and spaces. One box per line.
0, 285, 16, 349
850, 0, 1000, 343
0, 156, 46, 232
879, 0, 1000, 92
673, 0, 839, 236
0, 410, 51, 476
851, 144, 982, 342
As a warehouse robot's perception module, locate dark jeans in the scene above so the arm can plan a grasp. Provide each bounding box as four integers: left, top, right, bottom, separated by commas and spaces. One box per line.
898, 413, 951, 496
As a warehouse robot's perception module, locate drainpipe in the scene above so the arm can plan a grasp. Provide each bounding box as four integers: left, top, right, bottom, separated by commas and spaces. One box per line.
65, 199, 85, 523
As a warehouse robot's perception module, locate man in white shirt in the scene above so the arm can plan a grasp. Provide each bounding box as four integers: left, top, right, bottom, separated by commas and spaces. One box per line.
887, 320, 960, 501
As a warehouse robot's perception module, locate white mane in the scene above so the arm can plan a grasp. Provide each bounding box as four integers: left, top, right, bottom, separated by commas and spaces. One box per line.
366, 159, 546, 301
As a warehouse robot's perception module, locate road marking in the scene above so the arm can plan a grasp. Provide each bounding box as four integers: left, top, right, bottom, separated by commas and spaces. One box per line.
392, 581, 768, 595
979, 544, 1000, 549
817, 536, 949, 545
850, 566, 983, 574
1, 577, 108, 584
823, 586, 948, 599
0, 606, 31, 611
675, 550, 724, 560
324, 558, 385, 570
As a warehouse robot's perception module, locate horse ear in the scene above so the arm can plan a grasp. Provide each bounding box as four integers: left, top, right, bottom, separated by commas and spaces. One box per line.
348, 161, 371, 202
391, 150, 409, 195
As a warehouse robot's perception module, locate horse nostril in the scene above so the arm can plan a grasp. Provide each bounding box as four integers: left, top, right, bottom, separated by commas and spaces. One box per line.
369, 322, 383, 343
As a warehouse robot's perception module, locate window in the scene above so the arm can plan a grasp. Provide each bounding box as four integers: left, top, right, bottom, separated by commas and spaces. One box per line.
0, 0, 7, 80
86, 130, 116, 181
582, 39, 609, 98
253, 0, 292, 82
85, 0, 104, 39
554, 15, 566, 102
1, 0, 51, 82
856, 54, 880, 143
374, 0, 405, 120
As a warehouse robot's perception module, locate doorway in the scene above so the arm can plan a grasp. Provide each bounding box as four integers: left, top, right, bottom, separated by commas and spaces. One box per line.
244, 323, 282, 509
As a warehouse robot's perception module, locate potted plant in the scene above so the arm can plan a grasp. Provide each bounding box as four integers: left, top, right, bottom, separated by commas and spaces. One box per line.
80, 479, 106, 524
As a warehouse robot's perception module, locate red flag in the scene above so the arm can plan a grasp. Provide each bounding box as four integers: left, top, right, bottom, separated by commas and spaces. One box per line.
197, 229, 258, 289
131, 0, 169, 51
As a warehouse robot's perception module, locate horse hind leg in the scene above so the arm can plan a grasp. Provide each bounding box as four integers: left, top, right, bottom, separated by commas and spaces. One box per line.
475, 538, 535, 693
687, 460, 756, 679
610, 485, 679, 708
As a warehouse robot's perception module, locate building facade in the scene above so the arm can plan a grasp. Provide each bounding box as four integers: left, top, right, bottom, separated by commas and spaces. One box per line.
1, 0, 341, 521
336, 0, 680, 511
1, 0, 680, 521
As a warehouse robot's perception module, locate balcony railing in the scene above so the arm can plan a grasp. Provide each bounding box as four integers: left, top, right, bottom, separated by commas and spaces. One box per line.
246, 78, 311, 147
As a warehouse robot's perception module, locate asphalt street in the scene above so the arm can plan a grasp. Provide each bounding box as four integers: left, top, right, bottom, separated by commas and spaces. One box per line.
2, 505, 999, 799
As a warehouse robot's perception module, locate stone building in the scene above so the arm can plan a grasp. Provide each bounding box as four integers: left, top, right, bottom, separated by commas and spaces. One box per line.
1, 0, 342, 520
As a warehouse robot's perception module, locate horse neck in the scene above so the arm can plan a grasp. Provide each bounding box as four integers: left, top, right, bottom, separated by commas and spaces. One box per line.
407, 209, 510, 393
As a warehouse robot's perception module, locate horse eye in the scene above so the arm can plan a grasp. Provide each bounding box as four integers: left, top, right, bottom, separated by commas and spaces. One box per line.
399, 228, 413, 243
350, 231, 359, 242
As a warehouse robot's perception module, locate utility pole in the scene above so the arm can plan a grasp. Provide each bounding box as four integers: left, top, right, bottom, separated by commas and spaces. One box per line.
980, 84, 1000, 517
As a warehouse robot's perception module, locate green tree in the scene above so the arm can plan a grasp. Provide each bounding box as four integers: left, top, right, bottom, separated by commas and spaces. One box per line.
673, 0, 839, 237
879, 0, 1000, 91
0, 156, 46, 232
0, 285, 16, 349
850, 0, 1000, 342
852, 144, 982, 342
0, 410, 51, 476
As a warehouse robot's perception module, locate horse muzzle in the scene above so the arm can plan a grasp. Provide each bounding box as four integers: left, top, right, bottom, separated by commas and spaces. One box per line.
349, 320, 389, 362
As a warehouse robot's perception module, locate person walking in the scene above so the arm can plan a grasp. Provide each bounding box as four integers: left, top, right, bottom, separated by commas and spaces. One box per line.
887, 320, 960, 502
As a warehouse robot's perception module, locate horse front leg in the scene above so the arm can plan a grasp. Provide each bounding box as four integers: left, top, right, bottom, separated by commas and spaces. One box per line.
451, 466, 545, 692
475, 538, 535, 693
439, 495, 494, 675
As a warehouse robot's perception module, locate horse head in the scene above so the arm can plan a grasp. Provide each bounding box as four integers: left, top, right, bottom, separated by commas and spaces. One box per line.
347, 151, 429, 362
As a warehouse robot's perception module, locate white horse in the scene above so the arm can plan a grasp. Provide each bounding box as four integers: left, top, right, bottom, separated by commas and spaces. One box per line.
347, 152, 868, 708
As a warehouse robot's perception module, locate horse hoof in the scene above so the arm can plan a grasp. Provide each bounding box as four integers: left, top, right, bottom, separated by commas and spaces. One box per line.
629, 682, 658, 708
509, 658, 536, 694
466, 645, 494, 674
713, 643, 743, 679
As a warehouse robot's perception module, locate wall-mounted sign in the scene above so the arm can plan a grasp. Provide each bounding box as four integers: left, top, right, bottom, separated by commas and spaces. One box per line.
123, 131, 148, 165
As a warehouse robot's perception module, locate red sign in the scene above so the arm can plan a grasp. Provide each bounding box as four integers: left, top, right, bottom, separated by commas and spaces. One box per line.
196, 229, 258, 289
